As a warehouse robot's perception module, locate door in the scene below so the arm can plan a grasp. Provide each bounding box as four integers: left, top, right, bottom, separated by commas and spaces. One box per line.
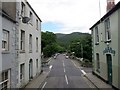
106, 54, 112, 84
29, 59, 33, 80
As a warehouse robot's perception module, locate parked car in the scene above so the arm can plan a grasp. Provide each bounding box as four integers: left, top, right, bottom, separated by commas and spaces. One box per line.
65, 55, 69, 59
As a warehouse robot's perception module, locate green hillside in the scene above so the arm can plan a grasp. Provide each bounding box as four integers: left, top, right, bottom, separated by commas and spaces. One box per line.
56, 32, 90, 48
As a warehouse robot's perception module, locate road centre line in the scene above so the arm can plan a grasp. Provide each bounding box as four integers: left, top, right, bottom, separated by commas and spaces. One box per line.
49, 65, 52, 69
41, 82, 47, 90
64, 67, 66, 73
65, 75, 68, 85
63, 61, 65, 67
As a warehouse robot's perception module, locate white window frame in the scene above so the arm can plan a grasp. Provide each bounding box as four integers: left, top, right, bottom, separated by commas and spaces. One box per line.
36, 37, 38, 52
20, 63, 25, 82
36, 19, 38, 30
95, 26, 99, 44
29, 11, 33, 24
105, 18, 111, 41
96, 53, 100, 72
2, 30, 9, 51
36, 59, 38, 72
29, 34, 32, 52
0, 70, 10, 89
21, 2, 25, 17
20, 30, 25, 51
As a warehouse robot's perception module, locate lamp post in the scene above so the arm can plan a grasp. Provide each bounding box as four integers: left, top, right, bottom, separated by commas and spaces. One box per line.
81, 44, 83, 59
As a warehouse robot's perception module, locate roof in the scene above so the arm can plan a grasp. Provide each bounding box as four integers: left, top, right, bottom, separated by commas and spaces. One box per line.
90, 1, 120, 30
26, 1, 42, 22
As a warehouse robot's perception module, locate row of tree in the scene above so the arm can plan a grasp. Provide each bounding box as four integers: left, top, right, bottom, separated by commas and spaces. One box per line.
68, 35, 92, 61
41, 31, 92, 62
41, 31, 65, 57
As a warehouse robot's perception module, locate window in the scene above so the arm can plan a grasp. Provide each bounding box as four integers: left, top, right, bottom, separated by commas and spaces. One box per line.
29, 34, 32, 52
20, 63, 25, 81
36, 37, 38, 52
36, 59, 38, 70
29, 11, 33, 24
21, 2, 25, 17
95, 26, 99, 44
105, 18, 111, 41
2, 30, 9, 51
0, 70, 9, 89
96, 53, 100, 72
36, 19, 38, 30
20, 30, 25, 51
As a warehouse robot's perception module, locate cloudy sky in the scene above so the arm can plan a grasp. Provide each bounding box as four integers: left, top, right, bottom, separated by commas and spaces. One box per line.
28, 0, 120, 34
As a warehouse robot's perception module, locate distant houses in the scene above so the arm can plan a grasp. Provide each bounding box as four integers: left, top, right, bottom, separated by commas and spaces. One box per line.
90, 1, 120, 89
0, 0, 42, 88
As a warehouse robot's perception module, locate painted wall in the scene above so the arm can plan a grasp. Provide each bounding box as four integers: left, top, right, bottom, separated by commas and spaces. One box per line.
92, 10, 119, 88
118, 8, 120, 89
2, 16, 17, 88
16, 0, 41, 87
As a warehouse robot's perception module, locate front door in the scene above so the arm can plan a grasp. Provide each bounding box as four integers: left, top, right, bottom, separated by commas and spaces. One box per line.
29, 59, 33, 80
106, 54, 112, 85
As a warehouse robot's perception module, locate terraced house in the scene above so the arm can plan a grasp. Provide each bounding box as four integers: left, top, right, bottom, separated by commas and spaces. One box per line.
90, 1, 120, 89
0, 0, 42, 88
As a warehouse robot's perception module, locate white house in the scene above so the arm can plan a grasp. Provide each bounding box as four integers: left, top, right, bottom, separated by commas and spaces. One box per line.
90, 1, 120, 89
0, 0, 42, 88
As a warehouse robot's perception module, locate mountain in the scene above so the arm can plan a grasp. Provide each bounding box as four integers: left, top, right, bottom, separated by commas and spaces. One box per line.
56, 32, 91, 48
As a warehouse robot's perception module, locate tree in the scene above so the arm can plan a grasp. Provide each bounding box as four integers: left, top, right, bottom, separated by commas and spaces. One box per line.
69, 35, 92, 61
41, 31, 65, 57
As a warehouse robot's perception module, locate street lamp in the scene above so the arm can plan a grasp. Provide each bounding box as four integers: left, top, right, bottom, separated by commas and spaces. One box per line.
81, 44, 83, 59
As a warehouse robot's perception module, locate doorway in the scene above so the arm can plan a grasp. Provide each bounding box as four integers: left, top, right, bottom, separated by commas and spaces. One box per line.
106, 54, 112, 85
29, 59, 33, 80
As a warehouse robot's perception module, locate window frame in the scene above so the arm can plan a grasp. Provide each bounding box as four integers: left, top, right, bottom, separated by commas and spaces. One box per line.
36, 19, 38, 30
29, 11, 33, 25
96, 53, 100, 72
29, 34, 32, 52
20, 63, 25, 81
20, 30, 25, 51
36, 37, 38, 52
2, 30, 9, 51
104, 18, 111, 42
95, 26, 99, 45
21, 2, 25, 17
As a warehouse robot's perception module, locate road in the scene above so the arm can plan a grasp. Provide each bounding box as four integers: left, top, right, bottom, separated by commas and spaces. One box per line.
39, 54, 92, 88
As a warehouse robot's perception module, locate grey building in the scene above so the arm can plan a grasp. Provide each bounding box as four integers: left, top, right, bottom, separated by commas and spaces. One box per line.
0, 2, 17, 88
90, 1, 120, 89
0, 0, 42, 88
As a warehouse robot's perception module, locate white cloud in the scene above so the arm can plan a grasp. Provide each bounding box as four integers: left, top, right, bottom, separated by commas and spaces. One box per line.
28, 0, 120, 34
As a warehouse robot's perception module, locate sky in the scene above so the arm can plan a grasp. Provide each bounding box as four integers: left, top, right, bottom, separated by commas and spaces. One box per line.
27, 0, 120, 34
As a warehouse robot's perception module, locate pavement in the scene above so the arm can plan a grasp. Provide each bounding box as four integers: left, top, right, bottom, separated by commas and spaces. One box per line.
24, 56, 114, 89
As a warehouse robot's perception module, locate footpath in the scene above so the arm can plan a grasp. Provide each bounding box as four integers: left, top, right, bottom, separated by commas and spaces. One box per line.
72, 59, 114, 89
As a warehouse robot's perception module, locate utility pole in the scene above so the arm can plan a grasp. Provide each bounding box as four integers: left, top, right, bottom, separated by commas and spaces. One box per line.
81, 44, 83, 59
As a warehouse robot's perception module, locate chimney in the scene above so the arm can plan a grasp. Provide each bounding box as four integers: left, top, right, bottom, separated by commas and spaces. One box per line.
106, 0, 115, 12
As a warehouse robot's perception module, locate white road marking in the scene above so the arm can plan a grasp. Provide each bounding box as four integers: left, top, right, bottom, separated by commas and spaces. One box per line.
49, 65, 52, 69
64, 68, 66, 73
65, 75, 68, 85
63, 61, 65, 67
41, 82, 47, 89
71, 60, 78, 68
81, 70, 86, 75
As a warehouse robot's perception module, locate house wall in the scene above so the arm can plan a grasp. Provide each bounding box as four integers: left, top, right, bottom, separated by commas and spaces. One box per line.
118, 8, 120, 89
2, 16, 17, 88
0, 14, 2, 75
16, 0, 41, 87
93, 10, 119, 88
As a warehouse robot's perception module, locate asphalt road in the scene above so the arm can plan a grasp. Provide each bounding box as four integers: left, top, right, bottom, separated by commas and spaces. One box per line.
40, 54, 91, 88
